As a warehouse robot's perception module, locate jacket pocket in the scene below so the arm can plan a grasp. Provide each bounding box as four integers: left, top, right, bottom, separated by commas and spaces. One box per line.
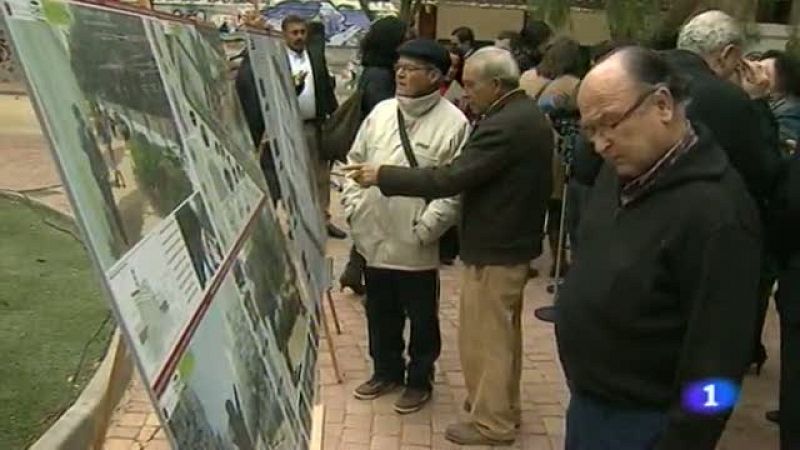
387, 197, 426, 246
349, 188, 385, 263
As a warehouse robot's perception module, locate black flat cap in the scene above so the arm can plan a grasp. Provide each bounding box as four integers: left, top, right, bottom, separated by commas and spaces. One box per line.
397, 38, 451, 75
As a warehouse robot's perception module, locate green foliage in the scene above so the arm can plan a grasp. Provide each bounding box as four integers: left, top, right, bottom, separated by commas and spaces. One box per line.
128, 133, 193, 217
605, 0, 662, 40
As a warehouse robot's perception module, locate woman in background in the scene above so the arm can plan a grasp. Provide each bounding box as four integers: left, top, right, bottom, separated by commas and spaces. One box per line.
520, 37, 585, 282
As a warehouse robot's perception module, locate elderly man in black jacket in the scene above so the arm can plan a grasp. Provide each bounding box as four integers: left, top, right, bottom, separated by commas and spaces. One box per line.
344, 46, 553, 446
558, 46, 761, 450
670, 10, 783, 378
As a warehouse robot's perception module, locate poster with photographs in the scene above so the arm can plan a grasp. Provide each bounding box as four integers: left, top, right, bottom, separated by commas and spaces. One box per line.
2, 1, 319, 448
245, 30, 327, 302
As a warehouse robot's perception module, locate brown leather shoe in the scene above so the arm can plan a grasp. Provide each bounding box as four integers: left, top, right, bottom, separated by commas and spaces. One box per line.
394, 387, 431, 414
353, 378, 400, 400
445, 422, 514, 446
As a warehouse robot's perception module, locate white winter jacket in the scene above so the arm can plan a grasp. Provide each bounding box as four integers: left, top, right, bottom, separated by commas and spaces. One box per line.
341, 93, 470, 270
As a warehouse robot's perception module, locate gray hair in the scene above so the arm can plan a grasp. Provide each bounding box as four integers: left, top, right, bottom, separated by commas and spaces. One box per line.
677, 10, 743, 56
466, 46, 521, 89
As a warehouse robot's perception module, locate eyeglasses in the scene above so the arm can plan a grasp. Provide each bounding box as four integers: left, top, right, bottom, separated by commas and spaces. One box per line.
394, 64, 431, 74
581, 84, 665, 139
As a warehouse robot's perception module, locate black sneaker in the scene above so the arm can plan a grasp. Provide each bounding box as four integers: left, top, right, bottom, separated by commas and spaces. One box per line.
353, 378, 400, 400
394, 387, 431, 414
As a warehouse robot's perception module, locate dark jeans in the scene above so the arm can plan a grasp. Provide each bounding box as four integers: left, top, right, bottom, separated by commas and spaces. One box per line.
566, 391, 668, 450
364, 268, 440, 390
777, 255, 800, 450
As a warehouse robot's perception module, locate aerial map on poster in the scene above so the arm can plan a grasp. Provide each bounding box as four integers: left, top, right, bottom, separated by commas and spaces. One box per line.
1, 1, 323, 448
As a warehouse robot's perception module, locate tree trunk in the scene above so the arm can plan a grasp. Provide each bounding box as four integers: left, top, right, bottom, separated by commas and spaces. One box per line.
400, 0, 418, 24
786, 0, 800, 57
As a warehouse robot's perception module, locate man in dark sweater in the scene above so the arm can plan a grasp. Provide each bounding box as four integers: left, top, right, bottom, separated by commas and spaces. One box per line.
344, 46, 553, 446
558, 47, 762, 450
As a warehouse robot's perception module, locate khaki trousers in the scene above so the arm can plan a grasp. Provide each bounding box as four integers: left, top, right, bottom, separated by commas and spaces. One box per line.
460, 263, 529, 441
302, 121, 330, 219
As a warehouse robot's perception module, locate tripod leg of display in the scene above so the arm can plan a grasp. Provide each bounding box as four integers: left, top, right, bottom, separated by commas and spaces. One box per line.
321, 295, 343, 383
326, 288, 342, 335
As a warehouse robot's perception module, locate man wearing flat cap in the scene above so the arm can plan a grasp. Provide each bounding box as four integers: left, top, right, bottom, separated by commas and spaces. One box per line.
345, 46, 553, 445
342, 38, 470, 413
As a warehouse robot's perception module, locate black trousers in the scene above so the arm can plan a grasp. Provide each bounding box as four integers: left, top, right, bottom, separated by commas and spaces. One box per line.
439, 227, 459, 261
753, 251, 778, 364
364, 268, 440, 390
777, 255, 800, 450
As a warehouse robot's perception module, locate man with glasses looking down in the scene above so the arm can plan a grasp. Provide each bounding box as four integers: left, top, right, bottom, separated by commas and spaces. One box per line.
555, 46, 762, 449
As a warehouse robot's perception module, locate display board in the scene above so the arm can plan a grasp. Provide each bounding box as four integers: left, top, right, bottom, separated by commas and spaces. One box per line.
1, 1, 323, 448
244, 29, 328, 302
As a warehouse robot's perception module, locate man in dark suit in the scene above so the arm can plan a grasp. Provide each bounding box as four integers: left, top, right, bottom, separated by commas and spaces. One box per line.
344, 46, 553, 446
282, 15, 344, 238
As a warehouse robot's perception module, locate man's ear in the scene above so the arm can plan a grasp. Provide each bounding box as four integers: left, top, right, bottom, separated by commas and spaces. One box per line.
493, 78, 503, 93
654, 88, 676, 123
721, 43, 742, 63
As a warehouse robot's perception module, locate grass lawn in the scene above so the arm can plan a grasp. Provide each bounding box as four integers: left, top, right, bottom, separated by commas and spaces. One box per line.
0, 195, 114, 449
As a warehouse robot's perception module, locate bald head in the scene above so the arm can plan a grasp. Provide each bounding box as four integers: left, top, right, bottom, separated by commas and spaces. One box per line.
579, 49, 638, 115
578, 46, 690, 179
579, 47, 688, 109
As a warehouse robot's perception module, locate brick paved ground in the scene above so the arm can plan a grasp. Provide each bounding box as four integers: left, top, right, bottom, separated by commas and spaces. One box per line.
1, 93, 781, 449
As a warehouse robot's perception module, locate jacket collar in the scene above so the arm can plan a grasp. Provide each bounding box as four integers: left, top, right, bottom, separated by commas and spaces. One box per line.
617, 123, 728, 206
481, 89, 526, 119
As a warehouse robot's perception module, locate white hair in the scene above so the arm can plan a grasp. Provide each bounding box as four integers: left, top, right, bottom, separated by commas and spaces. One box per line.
466, 46, 521, 88
677, 10, 744, 56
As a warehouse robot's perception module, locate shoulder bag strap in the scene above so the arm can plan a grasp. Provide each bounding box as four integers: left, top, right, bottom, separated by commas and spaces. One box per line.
396, 108, 419, 168
396, 108, 432, 204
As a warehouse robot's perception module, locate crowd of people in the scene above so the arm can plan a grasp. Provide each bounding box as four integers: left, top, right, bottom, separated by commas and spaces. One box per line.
237, 10, 800, 449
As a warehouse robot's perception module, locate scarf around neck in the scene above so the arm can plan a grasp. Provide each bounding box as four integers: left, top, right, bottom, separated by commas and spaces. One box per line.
396, 90, 441, 121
